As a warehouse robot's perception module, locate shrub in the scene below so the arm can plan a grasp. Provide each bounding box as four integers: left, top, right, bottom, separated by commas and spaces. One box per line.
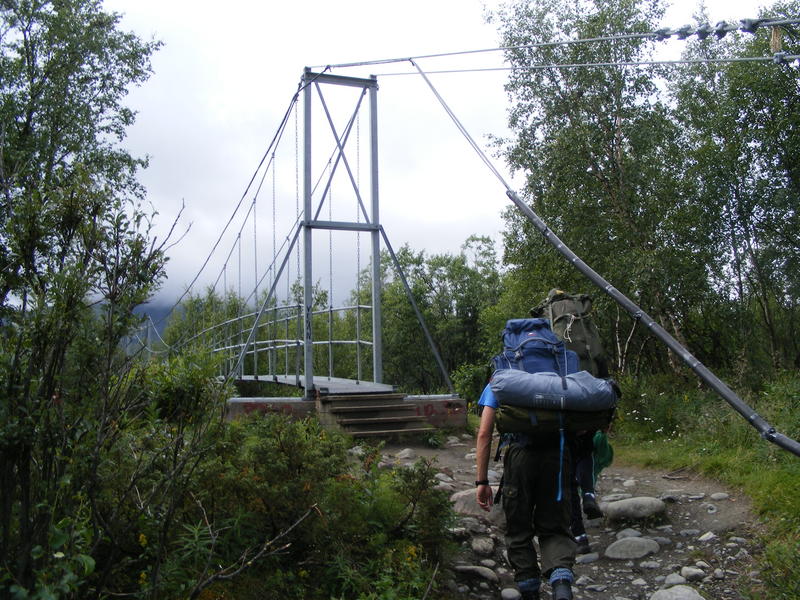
144, 350, 227, 421
174, 414, 455, 600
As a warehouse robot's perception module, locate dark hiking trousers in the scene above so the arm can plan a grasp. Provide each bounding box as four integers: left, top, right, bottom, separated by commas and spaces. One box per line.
569, 432, 596, 537
502, 442, 576, 582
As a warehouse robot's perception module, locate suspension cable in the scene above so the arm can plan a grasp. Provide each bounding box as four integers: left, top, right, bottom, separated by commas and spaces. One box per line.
293, 102, 299, 303
356, 110, 362, 381
253, 179, 258, 307
380, 53, 800, 77
312, 17, 800, 71
272, 151, 277, 297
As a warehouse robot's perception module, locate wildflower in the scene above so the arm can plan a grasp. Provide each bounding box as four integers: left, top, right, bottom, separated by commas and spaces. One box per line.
405, 544, 418, 563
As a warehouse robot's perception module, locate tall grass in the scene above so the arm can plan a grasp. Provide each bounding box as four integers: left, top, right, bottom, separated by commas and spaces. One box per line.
611, 371, 800, 600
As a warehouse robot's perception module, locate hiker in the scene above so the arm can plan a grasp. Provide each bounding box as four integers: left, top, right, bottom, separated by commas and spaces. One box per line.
476, 383, 576, 600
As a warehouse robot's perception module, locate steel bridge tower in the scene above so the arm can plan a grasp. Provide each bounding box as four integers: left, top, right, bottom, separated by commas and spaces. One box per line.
301, 69, 382, 399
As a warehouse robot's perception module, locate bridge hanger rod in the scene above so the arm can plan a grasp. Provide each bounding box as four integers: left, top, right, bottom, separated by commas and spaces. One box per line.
410, 59, 800, 458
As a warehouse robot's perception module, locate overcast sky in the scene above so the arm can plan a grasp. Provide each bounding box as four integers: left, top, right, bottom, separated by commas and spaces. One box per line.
103, 0, 763, 307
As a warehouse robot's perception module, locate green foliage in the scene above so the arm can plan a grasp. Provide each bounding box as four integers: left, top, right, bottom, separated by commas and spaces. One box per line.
144, 350, 227, 421
0, 1, 174, 597
422, 428, 447, 449
491, 0, 800, 381
671, 0, 800, 375
176, 415, 454, 600
162, 287, 251, 351
451, 362, 491, 409
493, 0, 724, 379
379, 236, 503, 393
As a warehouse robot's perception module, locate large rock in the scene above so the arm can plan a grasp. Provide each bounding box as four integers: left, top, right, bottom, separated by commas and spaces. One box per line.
664, 573, 687, 586
680, 566, 705, 582
616, 527, 642, 539
395, 448, 416, 460
602, 496, 666, 520
471, 536, 495, 556
605, 537, 660, 559
454, 565, 499, 583
450, 488, 506, 526
649, 584, 705, 600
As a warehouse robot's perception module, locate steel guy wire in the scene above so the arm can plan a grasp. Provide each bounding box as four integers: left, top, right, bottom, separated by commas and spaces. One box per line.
410, 59, 511, 190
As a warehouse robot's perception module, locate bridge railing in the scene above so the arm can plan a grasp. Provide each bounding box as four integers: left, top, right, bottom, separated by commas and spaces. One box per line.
206, 302, 375, 386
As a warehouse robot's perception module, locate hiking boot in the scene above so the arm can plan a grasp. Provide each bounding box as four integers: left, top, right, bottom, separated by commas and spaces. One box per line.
574, 534, 591, 554
582, 493, 602, 519
518, 577, 540, 600
551, 579, 573, 600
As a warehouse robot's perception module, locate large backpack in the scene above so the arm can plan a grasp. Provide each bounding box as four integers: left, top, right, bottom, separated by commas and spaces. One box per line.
491, 318, 578, 375
531, 289, 609, 378
489, 318, 616, 435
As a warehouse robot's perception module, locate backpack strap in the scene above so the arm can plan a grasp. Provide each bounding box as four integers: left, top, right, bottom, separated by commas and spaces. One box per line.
556, 413, 566, 502
494, 474, 504, 505
578, 310, 598, 376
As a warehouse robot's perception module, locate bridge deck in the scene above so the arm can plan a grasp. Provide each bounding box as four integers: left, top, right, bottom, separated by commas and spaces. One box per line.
236, 374, 395, 395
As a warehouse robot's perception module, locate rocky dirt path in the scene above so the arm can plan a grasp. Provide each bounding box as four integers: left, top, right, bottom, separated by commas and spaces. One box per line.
379, 433, 764, 600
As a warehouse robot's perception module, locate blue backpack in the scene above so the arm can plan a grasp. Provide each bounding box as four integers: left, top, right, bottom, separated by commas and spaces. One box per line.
491, 318, 578, 376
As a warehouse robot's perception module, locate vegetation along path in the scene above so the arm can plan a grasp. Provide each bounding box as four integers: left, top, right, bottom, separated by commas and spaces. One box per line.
379, 434, 764, 600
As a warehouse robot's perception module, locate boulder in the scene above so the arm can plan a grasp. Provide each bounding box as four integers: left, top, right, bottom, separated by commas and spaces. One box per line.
449, 488, 506, 526
471, 536, 495, 556
454, 565, 499, 583
603, 496, 666, 520
649, 584, 705, 600
605, 536, 661, 559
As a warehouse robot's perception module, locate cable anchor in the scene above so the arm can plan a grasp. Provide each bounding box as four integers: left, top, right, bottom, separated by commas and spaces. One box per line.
772, 51, 790, 64
739, 19, 764, 34
714, 21, 738, 39
695, 24, 713, 40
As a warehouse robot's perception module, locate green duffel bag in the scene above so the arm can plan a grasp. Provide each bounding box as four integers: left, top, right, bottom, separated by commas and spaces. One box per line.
531, 289, 609, 378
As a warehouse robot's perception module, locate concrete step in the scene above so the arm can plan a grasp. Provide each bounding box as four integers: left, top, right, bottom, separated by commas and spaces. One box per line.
329, 403, 410, 413
318, 392, 406, 401
315, 390, 437, 438
344, 426, 436, 438
319, 394, 407, 410
337, 415, 429, 426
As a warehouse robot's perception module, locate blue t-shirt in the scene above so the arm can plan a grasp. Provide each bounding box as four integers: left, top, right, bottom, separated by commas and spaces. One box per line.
478, 384, 498, 409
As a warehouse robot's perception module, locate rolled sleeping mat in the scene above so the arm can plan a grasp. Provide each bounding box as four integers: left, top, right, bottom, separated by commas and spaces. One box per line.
490, 369, 617, 411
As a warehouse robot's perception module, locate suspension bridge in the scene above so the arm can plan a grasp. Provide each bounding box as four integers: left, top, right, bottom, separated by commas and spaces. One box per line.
155, 68, 469, 438
133, 17, 800, 454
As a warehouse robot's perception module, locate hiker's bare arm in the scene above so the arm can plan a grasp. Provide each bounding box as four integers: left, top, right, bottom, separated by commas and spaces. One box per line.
476, 406, 495, 511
